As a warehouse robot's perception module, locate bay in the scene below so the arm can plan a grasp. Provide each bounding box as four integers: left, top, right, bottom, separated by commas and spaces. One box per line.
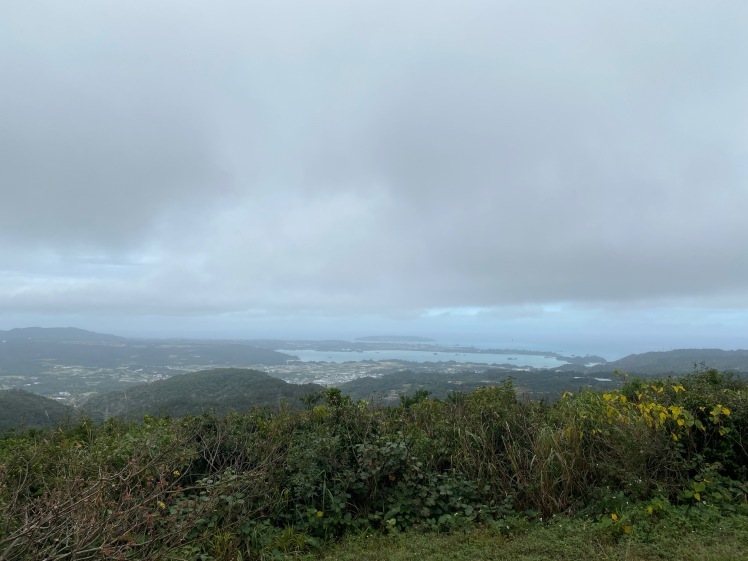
275, 349, 569, 369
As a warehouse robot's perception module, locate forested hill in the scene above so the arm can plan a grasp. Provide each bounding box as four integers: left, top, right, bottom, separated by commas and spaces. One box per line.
82, 368, 322, 420
580, 349, 748, 376
0, 389, 78, 431
338, 367, 618, 404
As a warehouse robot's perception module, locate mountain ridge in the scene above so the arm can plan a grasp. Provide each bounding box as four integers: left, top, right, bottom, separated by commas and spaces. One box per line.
0, 326, 126, 342
577, 348, 748, 375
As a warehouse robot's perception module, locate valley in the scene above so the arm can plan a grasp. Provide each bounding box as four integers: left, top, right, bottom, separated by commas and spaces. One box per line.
2, 328, 747, 419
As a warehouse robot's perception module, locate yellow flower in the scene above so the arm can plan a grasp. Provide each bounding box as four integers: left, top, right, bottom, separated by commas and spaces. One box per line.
610, 513, 618, 521
721, 406, 731, 416
646, 506, 654, 515
172, 470, 180, 477
157, 501, 166, 510
316, 510, 324, 518
623, 525, 632, 534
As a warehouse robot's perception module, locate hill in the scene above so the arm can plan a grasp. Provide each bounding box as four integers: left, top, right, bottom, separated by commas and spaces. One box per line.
0, 326, 126, 342
0, 389, 78, 431
82, 368, 321, 420
578, 349, 748, 376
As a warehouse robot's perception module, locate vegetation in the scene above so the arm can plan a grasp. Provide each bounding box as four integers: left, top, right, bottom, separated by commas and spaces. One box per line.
578, 349, 748, 376
338, 367, 618, 403
313, 513, 748, 561
0, 389, 78, 431
0, 368, 745, 560
82, 369, 322, 421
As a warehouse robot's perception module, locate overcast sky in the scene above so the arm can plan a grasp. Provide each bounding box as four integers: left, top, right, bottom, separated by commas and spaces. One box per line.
2, 1, 747, 356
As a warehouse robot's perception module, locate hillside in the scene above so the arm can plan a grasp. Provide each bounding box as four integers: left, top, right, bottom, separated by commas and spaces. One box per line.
0, 389, 78, 431
82, 368, 321, 420
579, 349, 748, 376
0, 326, 126, 342
338, 367, 617, 403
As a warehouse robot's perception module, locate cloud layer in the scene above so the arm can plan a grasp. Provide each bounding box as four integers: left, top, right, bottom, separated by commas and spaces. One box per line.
2, 0, 748, 341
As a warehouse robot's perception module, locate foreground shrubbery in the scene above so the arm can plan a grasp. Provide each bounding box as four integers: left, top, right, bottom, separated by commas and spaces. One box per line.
0, 369, 746, 560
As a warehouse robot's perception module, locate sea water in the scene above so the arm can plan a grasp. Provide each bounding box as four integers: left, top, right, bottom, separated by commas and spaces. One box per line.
275, 349, 569, 369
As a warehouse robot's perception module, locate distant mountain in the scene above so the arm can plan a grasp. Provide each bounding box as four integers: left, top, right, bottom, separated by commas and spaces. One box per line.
82, 368, 321, 420
355, 336, 436, 343
0, 327, 126, 342
580, 349, 748, 376
338, 367, 618, 404
0, 389, 78, 431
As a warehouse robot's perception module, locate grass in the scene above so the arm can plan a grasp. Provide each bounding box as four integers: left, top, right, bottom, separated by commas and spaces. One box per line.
309, 514, 748, 561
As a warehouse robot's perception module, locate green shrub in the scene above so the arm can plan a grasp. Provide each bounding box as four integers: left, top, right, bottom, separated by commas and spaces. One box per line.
0, 371, 745, 560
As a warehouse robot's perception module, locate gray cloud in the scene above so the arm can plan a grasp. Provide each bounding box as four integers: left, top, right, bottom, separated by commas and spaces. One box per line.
2, 0, 748, 340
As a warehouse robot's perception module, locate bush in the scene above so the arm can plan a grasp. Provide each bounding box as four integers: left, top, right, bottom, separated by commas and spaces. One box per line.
0, 371, 745, 559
